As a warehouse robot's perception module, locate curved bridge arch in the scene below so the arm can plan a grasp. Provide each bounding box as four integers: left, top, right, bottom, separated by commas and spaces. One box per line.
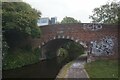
40, 37, 87, 60
40, 35, 87, 48
29, 23, 118, 60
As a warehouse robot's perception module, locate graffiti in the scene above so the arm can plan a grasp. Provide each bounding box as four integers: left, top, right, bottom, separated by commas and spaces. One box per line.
91, 37, 114, 56
83, 23, 102, 31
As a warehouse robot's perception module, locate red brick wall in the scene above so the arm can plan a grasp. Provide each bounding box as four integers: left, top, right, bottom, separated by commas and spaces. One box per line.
29, 23, 118, 59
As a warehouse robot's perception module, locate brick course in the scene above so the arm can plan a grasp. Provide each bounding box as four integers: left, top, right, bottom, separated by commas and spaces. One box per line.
29, 23, 118, 59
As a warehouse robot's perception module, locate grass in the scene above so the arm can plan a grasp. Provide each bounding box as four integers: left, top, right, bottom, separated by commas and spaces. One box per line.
56, 61, 74, 78
3, 48, 40, 70
85, 59, 118, 78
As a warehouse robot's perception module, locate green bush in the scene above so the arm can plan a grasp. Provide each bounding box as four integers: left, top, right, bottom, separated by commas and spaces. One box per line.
21, 44, 32, 52
3, 48, 41, 70
62, 41, 84, 59
57, 48, 69, 64
34, 47, 41, 58
2, 38, 9, 59
57, 48, 68, 57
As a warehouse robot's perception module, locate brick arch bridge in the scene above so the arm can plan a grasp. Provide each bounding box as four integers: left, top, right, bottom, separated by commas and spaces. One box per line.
30, 23, 118, 60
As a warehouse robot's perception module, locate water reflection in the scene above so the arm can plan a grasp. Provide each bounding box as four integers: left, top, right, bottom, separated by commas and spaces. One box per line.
3, 57, 72, 78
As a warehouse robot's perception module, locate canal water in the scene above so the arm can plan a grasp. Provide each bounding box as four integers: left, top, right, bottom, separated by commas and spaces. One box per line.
2, 57, 72, 79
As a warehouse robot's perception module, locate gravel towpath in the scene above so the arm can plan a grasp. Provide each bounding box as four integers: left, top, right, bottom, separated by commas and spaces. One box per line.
65, 56, 89, 78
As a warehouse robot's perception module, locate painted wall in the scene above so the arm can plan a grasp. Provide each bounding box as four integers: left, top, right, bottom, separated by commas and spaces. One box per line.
91, 37, 116, 56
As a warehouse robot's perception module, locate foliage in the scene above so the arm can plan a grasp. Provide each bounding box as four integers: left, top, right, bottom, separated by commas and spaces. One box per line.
89, 1, 119, 24
34, 47, 41, 58
61, 16, 80, 24
31, 27, 41, 38
57, 48, 69, 63
62, 41, 84, 59
57, 61, 74, 78
85, 59, 118, 78
2, 2, 42, 70
57, 48, 68, 57
2, 47, 41, 70
1, 0, 22, 1
2, 2, 41, 37
3, 29, 27, 48
118, 2, 120, 24
2, 37, 9, 59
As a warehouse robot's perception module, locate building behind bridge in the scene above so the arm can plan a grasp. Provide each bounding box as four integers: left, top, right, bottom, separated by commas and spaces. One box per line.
37, 17, 57, 26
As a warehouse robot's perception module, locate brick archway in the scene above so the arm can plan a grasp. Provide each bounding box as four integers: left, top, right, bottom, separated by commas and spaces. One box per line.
39, 37, 88, 60
29, 23, 118, 60
39, 35, 87, 48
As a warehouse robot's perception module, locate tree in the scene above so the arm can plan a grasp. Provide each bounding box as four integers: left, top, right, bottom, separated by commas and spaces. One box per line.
2, 2, 41, 37
61, 16, 80, 24
62, 41, 84, 59
89, 1, 119, 24
2, 37, 9, 59
118, 1, 120, 24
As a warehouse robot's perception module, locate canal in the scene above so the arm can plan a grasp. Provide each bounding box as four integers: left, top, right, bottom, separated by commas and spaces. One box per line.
2, 57, 72, 79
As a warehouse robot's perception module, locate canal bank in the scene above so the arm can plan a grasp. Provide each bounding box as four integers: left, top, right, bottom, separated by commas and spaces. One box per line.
2, 57, 72, 78
56, 54, 89, 78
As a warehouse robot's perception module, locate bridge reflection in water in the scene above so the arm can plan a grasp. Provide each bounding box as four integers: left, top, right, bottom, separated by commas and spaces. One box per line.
3, 38, 84, 79
3, 57, 72, 78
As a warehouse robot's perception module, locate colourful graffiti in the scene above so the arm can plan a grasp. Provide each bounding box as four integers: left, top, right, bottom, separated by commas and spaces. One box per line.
91, 37, 114, 56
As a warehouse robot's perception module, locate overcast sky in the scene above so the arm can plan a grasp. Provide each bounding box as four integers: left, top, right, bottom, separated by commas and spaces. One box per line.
23, 0, 118, 23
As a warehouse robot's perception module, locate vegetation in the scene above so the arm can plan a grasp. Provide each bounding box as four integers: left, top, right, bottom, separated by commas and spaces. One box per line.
57, 48, 69, 63
85, 59, 118, 78
61, 16, 81, 24
56, 41, 84, 64
89, 1, 119, 24
118, 2, 120, 24
2, 2, 42, 70
57, 61, 74, 78
62, 41, 84, 59
3, 47, 41, 70
2, 37, 9, 59
2, 2, 41, 37
57, 48, 68, 57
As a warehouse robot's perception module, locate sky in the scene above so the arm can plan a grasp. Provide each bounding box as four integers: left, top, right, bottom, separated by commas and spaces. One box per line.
23, 0, 118, 23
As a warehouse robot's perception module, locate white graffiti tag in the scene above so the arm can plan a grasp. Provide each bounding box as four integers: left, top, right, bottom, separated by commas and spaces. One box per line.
83, 23, 102, 31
